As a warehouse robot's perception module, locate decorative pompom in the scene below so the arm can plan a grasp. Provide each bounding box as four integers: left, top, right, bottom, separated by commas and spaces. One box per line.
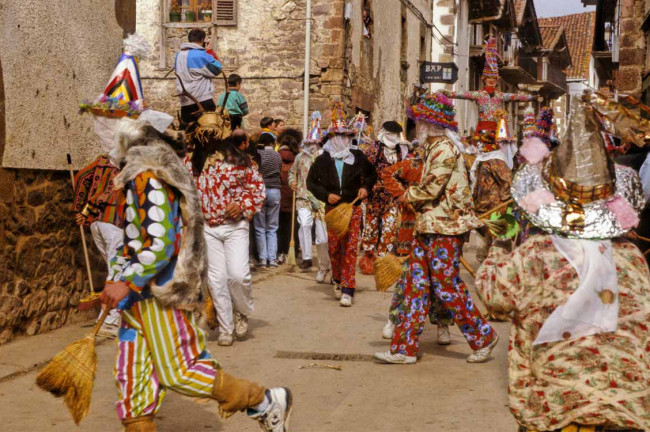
605, 196, 640, 230
123, 33, 151, 59
520, 137, 550, 164
520, 189, 556, 213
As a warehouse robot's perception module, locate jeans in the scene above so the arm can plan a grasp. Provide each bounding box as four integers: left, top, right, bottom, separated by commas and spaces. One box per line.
254, 188, 281, 263
204, 220, 254, 335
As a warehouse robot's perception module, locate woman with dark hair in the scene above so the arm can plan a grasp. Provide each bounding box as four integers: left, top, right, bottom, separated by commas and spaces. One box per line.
276, 128, 301, 265
185, 130, 265, 346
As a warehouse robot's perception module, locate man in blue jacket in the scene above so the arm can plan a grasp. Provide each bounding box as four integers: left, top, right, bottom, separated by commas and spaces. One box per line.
174, 28, 223, 125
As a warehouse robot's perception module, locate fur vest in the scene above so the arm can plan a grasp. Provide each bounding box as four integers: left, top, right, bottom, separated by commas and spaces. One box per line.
112, 131, 207, 311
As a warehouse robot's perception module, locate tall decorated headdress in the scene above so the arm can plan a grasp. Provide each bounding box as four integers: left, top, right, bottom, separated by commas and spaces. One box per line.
495, 110, 512, 144
482, 37, 500, 80
80, 34, 150, 118
304, 111, 323, 144
522, 107, 537, 139
327, 101, 357, 136
532, 107, 555, 147
512, 96, 644, 239
407, 92, 458, 132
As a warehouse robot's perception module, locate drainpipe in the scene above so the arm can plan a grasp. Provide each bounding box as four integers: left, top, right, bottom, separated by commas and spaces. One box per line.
303, 0, 312, 136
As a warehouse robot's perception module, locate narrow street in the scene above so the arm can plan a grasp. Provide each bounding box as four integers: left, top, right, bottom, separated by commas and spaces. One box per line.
0, 246, 516, 432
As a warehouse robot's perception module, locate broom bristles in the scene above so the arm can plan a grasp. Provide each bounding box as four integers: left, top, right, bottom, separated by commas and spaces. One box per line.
35, 335, 98, 425
325, 202, 355, 237
374, 253, 409, 292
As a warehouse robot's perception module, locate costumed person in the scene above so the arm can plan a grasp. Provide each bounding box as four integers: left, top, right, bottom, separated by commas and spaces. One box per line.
185, 117, 265, 347
101, 118, 291, 431
359, 121, 411, 275
476, 96, 648, 432
76, 34, 153, 337
307, 102, 377, 307
374, 93, 498, 364
288, 112, 331, 281
531, 106, 556, 149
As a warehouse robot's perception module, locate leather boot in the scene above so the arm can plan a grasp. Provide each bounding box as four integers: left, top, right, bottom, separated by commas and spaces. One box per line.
122, 415, 156, 431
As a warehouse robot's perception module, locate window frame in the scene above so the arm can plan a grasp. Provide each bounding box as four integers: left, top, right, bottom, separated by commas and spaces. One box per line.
163, 0, 237, 28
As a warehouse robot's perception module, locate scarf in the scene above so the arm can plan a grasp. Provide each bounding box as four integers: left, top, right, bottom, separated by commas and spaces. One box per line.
533, 237, 619, 345
323, 135, 355, 164
377, 128, 404, 163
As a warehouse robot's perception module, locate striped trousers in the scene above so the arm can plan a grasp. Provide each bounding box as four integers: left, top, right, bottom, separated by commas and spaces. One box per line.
114, 297, 219, 420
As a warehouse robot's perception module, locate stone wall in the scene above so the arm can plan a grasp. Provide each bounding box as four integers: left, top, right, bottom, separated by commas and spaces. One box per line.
616, 0, 646, 94
0, 168, 102, 344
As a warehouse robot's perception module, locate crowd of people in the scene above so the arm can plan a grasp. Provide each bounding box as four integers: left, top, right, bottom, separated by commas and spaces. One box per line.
66, 31, 650, 432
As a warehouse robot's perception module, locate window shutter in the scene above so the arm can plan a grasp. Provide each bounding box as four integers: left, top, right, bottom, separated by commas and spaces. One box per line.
215, 0, 237, 26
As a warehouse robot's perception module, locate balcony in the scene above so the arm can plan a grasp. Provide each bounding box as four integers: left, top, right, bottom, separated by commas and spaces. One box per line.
501, 56, 538, 85
538, 62, 567, 99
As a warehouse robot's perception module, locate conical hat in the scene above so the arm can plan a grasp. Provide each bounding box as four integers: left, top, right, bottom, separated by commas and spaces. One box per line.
532, 107, 555, 146
327, 101, 356, 135
483, 37, 499, 79
522, 107, 537, 138
305, 111, 322, 144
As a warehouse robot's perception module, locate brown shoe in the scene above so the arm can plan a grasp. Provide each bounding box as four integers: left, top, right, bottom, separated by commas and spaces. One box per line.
123, 415, 156, 431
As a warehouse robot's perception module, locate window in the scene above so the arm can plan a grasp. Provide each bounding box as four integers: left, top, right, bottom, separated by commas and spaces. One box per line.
166, 0, 236, 26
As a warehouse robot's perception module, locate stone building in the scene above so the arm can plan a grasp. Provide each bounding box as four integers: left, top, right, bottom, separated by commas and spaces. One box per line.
0, 1, 137, 344
137, 0, 434, 133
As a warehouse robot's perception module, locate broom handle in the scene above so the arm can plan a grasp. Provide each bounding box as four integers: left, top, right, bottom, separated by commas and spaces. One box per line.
289, 191, 296, 247
67, 154, 96, 295
91, 308, 109, 336
460, 256, 476, 278
478, 199, 513, 220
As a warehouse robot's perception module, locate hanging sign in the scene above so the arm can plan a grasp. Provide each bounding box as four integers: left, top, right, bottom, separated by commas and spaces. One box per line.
420, 62, 459, 84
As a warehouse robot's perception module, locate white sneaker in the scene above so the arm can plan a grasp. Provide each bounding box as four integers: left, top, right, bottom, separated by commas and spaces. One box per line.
373, 351, 417, 364
234, 312, 249, 339
316, 269, 330, 283
382, 320, 395, 339
333, 284, 342, 300
248, 387, 293, 432
339, 293, 353, 307
217, 332, 234, 346
437, 325, 451, 345
467, 333, 499, 363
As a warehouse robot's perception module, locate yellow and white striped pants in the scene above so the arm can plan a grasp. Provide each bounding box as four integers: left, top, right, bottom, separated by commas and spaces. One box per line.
114, 297, 219, 420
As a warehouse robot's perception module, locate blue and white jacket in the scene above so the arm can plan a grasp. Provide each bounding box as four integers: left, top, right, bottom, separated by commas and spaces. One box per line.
174, 42, 223, 106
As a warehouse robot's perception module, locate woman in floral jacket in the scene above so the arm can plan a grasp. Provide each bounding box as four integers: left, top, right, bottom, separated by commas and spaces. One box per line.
186, 133, 265, 347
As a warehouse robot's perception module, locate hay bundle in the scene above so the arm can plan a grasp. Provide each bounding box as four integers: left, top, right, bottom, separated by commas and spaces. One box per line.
324, 197, 360, 237
374, 253, 409, 292
35, 311, 108, 424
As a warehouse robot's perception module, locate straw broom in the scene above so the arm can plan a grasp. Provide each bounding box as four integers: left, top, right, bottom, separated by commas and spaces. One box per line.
288, 191, 297, 271
324, 197, 360, 238
36, 308, 109, 424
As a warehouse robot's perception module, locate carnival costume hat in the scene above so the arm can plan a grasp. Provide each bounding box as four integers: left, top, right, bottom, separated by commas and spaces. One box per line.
483, 37, 499, 80
327, 101, 357, 136
304, 111, 323, 144
512, 96, 644, 239
407, 92, 458, 132
522, 106, 537, 138
80, 34, 150, 119
532, 106, 555, 147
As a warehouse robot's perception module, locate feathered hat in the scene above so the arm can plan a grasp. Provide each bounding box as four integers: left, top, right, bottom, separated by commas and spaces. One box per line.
482, 37, 499, 80
305, 111, 323, 144
327, 101, 357, 136
407, 92, 458, 132
80, 34, 150, 118
513, 96, 644, 239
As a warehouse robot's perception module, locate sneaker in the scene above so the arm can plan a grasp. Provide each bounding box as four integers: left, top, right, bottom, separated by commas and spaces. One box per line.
248, 387, 293, 432
382, 320, 395, 340
217, 332, 234, 346
333, 284, 342, 300
256, 260, 268, 269
340, 293, 353, 307
234, 312, 249, 339
437, 325, 451, 345
277, 254, 286, 265
467, 333, 499, 363
373, 351, 417, 364
268, 260, 278, 268
97, 322, 119, 339
316, 269, 330, 283
299, 259, 313, 271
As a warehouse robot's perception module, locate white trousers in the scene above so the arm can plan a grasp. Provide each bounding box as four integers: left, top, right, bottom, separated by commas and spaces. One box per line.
89, 221, 123, 326
204, 220, 254, 335
297, 207, 330, 270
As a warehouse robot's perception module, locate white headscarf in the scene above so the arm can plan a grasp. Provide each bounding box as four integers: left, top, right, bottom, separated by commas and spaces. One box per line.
323, 135, 355, 164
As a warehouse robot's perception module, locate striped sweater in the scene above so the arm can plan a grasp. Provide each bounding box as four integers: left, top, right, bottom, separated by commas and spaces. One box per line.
257, 146, 282, 189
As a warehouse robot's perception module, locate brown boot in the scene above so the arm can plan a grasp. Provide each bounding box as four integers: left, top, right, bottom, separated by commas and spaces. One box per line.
122, 415, 156, 431
212, 369, 266, 418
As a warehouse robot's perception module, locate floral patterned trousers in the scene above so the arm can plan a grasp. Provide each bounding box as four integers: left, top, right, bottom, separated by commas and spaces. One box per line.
391, 234, 496, 356
361, 204, 399, 257
328, 205, 362, 297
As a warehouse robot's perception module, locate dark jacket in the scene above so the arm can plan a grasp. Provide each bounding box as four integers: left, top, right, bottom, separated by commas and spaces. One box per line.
306, 149, 377, 206
278, 146, 296, 212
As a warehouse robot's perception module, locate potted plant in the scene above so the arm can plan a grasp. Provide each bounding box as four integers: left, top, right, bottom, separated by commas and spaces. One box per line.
202, 9, 212, 21
200, 0, 212, 21
169, 1, 182, 22
185, 9, 196, 22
